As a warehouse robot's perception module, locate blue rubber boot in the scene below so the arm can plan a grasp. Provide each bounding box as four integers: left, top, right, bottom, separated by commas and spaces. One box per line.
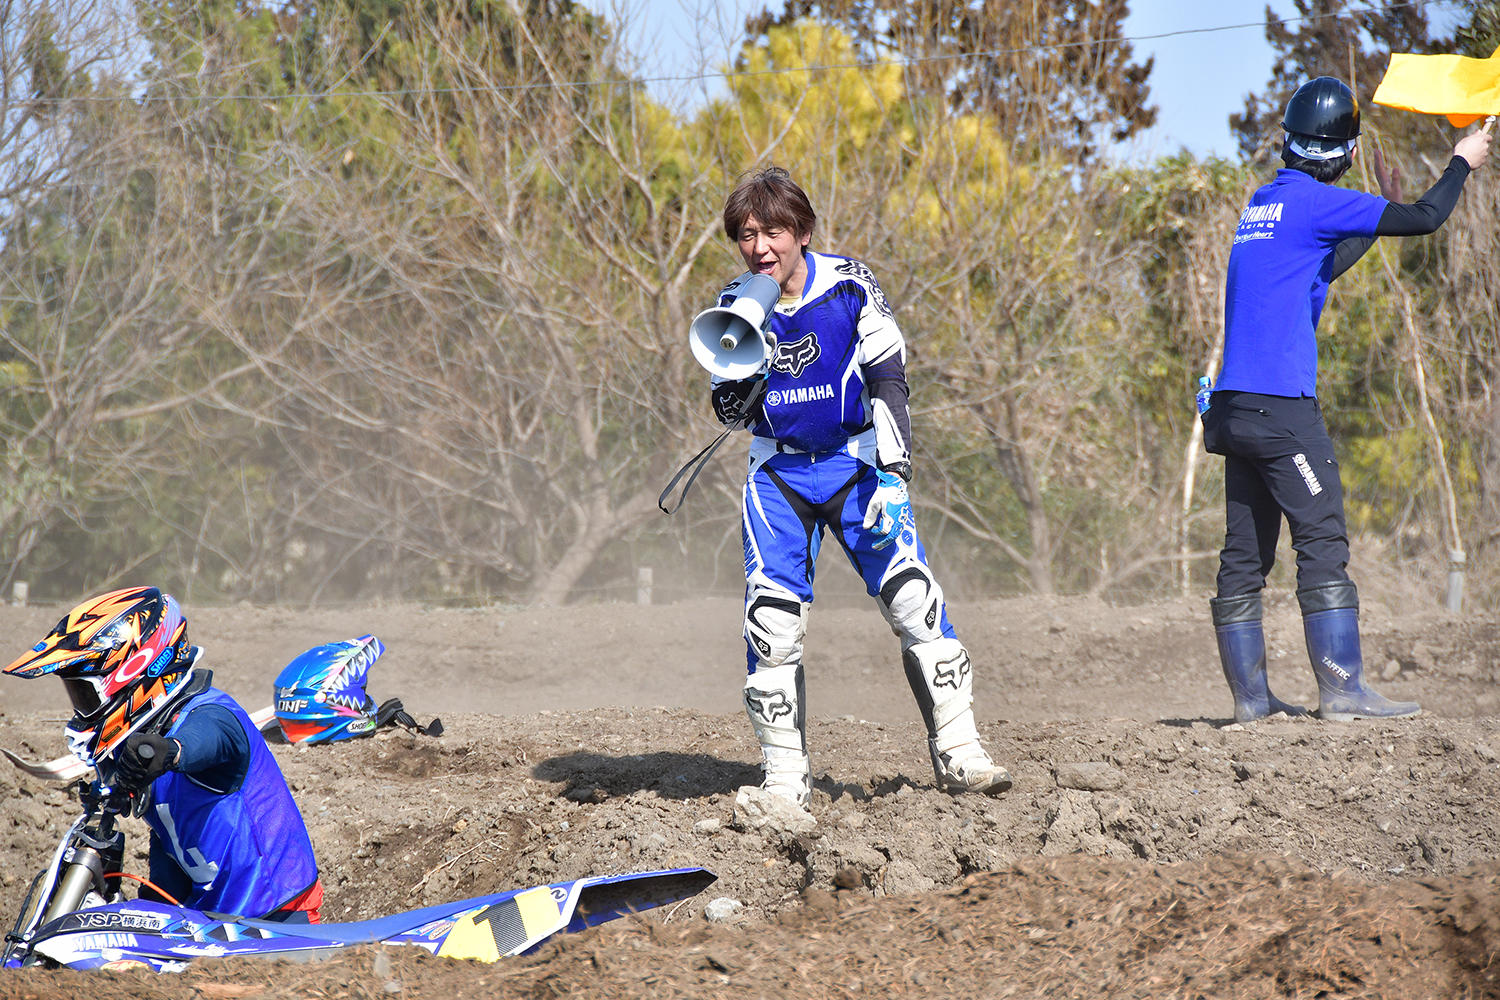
1298, 581, 1420, 721
1210, 593, 1304, 723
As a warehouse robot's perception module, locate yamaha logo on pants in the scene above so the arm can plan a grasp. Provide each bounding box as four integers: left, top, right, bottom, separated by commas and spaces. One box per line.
1292, 453, 1323, 496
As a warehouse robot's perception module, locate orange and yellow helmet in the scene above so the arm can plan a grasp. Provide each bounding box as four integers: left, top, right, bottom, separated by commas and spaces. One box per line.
3, 586, 198, 767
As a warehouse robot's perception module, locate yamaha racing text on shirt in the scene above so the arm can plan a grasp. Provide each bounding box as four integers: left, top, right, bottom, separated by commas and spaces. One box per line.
1219, 169, 1386, 397
725, 251, 903, 454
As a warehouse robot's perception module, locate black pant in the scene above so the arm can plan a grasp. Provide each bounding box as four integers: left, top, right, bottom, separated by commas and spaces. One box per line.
1202, 391, 1350, 598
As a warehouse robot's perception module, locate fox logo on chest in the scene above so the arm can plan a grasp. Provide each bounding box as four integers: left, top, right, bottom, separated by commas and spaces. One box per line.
772, 332, 820, 377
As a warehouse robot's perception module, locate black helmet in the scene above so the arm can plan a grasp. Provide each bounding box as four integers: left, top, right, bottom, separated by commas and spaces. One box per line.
1282, 77, 1360, 142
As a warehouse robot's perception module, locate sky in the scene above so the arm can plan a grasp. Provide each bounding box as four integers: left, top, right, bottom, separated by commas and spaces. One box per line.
1120, 1, 1294, 159
578, 0, 1466, 162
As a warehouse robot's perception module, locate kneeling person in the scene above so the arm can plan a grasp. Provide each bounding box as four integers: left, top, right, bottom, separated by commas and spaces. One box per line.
4, 586, 322, 922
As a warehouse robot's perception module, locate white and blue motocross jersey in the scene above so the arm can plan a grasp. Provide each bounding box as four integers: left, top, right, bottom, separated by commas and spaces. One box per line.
718, 251, 905, 455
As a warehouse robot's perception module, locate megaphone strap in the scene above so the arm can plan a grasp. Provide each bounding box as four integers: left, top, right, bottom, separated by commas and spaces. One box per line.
658, 429, 734, 515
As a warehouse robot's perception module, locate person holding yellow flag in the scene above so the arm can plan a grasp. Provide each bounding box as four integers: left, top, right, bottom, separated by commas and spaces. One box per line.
1201, 76, 1491, 724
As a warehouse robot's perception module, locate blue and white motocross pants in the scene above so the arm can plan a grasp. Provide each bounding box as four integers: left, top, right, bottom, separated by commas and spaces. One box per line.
739, 438, 956, 678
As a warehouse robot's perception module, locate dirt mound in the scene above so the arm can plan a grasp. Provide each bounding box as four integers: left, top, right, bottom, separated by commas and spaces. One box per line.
3, 594, 1500, 997
7, 856, 1500, 999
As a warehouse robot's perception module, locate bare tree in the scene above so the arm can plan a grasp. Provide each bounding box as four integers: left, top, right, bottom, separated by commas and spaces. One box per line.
0, 94, 265, 595
160, 1, 740, 604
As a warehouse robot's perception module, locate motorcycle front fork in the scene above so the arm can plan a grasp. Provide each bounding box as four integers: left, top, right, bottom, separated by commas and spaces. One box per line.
39, 845, 109, 927
6, 828, 123, 967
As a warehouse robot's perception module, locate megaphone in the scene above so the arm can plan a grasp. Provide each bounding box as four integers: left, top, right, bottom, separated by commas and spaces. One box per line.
688, 273, 781, 379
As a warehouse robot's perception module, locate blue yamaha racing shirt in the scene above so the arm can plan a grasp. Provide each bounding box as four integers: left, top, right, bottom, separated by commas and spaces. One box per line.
1218, 169, 1387, 397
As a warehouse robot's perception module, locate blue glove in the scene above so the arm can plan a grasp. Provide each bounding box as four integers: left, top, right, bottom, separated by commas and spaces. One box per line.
862, 469, 913, 550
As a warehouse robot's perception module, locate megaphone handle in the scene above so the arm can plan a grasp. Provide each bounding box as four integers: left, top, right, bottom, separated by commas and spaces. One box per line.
658, 429, 734, 515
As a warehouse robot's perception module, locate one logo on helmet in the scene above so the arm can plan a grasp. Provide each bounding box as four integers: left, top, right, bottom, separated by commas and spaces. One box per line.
745, 687, 793, 722
772, 332, 820, 377
110, 621, 177, 692
833, 259, 892, 317
145, 646, 175, 678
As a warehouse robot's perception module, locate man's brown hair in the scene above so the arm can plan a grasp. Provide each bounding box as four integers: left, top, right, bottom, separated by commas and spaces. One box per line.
722, 167, 817, 242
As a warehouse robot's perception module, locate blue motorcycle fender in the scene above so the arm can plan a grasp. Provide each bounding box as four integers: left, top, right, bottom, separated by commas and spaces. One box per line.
11, 867, 717, 972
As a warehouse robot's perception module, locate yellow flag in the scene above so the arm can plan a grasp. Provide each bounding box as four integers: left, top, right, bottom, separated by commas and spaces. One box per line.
1372, 46, 1500, 127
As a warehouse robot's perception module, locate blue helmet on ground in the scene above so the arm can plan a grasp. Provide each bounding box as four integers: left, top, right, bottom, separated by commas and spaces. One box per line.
274, 635, 441, 744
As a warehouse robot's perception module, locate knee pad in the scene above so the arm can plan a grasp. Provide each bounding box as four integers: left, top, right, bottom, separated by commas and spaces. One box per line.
878, 564, 947, 647
744, 588, 807, 671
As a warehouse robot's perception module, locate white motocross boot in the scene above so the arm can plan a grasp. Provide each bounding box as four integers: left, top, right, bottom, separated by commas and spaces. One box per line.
743, 663, 812, 808
903, 638, 1012, 795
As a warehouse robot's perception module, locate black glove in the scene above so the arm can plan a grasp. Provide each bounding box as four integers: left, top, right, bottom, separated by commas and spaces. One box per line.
117, 731, 179, 788
711, 378, 766, 427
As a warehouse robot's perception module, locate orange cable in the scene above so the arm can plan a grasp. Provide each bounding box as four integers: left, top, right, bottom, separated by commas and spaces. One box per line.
103, 872, 182, 906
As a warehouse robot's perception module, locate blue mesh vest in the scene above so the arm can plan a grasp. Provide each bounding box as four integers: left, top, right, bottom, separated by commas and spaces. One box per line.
145, 688, 318, 916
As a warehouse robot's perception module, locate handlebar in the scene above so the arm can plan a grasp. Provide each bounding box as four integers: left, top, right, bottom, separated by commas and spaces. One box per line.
76, 774, 143, 832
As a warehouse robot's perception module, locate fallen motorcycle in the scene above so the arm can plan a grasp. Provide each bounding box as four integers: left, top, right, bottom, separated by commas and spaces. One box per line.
3, 776, 715, 972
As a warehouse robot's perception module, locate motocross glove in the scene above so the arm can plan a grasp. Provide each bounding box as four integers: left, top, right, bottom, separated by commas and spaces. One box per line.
117, 731, 179, 787
862, 468, 914, 550
711, 376, 766, 428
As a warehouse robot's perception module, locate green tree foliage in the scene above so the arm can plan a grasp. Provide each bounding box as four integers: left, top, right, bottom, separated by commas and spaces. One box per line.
21, 10, 71, 105
712, 18, 909, 168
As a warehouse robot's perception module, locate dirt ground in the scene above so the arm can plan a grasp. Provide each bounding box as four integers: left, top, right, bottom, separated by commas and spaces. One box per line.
2, 585, 1500, 998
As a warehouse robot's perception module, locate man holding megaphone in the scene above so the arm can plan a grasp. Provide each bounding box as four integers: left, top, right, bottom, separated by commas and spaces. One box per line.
700, 167, 1011, 813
